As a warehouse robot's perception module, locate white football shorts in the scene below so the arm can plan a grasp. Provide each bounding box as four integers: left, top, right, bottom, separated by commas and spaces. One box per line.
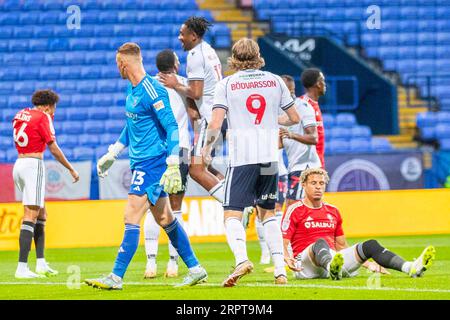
13, 157, 46, 208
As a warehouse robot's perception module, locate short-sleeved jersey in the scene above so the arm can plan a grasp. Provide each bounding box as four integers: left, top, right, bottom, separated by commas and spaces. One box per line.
13, 108, 55, 154
299, 95, 325, 168
156, 74, 190, 150
213, 69, 294, 167
281, 200, 345, 257
282, 98, 321, 173
118, 74, 179, 167
186, 41, 222, 123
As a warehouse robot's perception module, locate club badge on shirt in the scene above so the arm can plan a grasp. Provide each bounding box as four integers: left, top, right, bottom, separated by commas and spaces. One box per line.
153, 100, 165, 111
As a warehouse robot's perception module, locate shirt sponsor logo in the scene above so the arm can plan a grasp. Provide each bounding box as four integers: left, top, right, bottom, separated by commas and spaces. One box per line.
154, 100, 165, 111
304, 216, 335, 229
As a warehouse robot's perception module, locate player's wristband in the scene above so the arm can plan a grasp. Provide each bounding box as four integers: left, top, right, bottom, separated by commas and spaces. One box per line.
166, 155, 180, 166
108, 142, 125, 159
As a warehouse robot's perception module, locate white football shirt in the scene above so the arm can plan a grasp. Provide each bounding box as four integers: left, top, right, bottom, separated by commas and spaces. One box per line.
155, 74, 190, 150
213, 69, 294, 167
282, 98, 321, 172
186, 40, 222, 123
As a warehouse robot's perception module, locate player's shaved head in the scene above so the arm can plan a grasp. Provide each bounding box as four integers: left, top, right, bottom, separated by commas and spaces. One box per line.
156, 49, 176, 73
228, 38, 265, 71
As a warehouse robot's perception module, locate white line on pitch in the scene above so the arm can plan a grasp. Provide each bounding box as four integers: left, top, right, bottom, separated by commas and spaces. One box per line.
1, 281, 450, 294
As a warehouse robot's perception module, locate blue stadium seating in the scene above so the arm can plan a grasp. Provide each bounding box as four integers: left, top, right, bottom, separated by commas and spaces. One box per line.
335, 113, 356, 128
62, 122, 83, 135
105, 120, 123, 134
73, 146, 95, 161
0, 150, 6, 162
84, 121, 105, 134
6, 149, 17, 162
421, 127, 435, 140
57, 135, 79, 149
371, 138, 393, 152
79, 134, 100, 147
440, 139, 450, 150
100, 133, 118, 145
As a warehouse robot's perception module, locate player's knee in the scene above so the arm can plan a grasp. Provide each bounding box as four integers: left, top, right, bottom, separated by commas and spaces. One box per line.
312, 238, 330, 254
358, 239, 382, 260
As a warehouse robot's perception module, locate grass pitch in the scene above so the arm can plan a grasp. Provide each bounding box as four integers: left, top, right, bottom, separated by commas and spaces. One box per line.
0, 234, 449, 300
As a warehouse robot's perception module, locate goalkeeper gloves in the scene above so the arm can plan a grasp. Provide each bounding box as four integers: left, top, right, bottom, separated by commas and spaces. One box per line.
160, 155, 182, 194
97, 142, 125, 178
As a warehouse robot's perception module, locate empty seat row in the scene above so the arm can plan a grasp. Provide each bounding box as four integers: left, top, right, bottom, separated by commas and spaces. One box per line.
325, 125, 372, 140
1, 0, 198, 12
325, 137, 393, 155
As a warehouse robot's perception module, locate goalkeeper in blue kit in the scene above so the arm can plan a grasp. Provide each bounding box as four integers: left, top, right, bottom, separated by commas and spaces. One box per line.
84, 42, 207, 290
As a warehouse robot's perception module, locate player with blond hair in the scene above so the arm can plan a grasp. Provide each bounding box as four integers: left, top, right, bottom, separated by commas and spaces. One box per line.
202, 38, 300, 286
85, 42, 207, 290
282, 168, 436, 280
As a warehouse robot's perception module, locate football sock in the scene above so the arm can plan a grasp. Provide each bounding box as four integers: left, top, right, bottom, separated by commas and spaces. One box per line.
163, 218, 199, 268
19, 221, 35, 263
209, 181, 224, 203
255, 217, 269, 256
262, 217, 286, 276
224, 217, 248, 266
167, 211, 184, 264
34, 219, 46, 259
312, 238, 333, 269
144, 210, 160, 264
275, 211, 283, 226
357, 239, 406, 272
112, 224, 140, 279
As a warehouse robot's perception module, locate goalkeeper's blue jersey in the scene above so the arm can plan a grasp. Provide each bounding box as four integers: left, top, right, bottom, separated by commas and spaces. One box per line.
118, 74, 179, 168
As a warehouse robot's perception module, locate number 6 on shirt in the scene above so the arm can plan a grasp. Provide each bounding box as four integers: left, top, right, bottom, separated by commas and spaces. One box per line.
246, 94, 266, 125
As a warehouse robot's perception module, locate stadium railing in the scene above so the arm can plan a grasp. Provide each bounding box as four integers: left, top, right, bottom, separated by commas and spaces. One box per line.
405, 73, 450, 111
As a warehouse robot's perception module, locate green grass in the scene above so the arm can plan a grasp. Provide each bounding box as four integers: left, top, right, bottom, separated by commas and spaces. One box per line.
0, 234, 449, 300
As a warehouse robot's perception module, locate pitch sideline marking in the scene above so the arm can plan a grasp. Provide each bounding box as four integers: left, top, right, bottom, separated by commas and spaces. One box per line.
1, 281, 449, 294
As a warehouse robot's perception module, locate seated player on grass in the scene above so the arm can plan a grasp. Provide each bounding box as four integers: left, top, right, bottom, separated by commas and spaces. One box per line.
282, 167, 436, 280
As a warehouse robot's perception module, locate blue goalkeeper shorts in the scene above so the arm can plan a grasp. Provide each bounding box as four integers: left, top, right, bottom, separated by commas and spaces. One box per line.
128, 154, 168, 205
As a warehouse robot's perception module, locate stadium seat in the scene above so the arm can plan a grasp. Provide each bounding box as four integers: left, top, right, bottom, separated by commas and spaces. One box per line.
440, 138, 450, 151
67, 108, 89, 121
105, 120, 124, 134
435, 124, 450, 140
78, 134, 100, 147
57, 135, 79, 149
65, 52, 86, 65
93, 94, 114, 107
73, 146, 95, 161
84, 121, 105, 134
421, 127, 435, 140
351, 125, 372, 140
328, 139, 350, 154
0, 150, 6, 163
108, 107, 124, 120
335, 113, 356, 128
437, 112, 450, 124
56, 81, 77, 94
0, 83, 14, 95
53, 109, 67, 122
14, 82, 35, 95
416, 112, 436, 128
100, 133, 119, 145
44, 53, 65, 66
71, 94, 93, 108
371, 138, 392, 152
6, 149, 17, 162
77, 81, 96, 94
97, 80, 118, 93
7, 96, 27, 109
62, 122, 84, 135
88, 108, 108, 120
0, 123, 11, 136
95, 145, 109, 159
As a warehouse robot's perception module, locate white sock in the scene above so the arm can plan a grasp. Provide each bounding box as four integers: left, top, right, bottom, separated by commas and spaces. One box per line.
168, 211, 184, 264
17, 262, 28, 273
144, 210, 159, 269
401, 261, 412, 274
209, 180, 224, 203
224, 217, 248, 266
263, 217, 286, 277
275, 211, 283, 226
36, 258, 47, 269
189, 265, 203, 273
256, 217, 269, 256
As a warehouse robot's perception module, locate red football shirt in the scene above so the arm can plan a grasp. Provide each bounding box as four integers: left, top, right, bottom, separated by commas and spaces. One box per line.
281, 200, 344, 257
13, 108, 55, 154
299, 95, 325, 168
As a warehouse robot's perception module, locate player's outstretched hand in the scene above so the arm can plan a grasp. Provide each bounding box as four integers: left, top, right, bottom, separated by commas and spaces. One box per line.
97, 152, 116, 178
284, 257, 302, 272
160, 164, 182, 194
158, 73, 179, 89
70, 169, 79, 183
